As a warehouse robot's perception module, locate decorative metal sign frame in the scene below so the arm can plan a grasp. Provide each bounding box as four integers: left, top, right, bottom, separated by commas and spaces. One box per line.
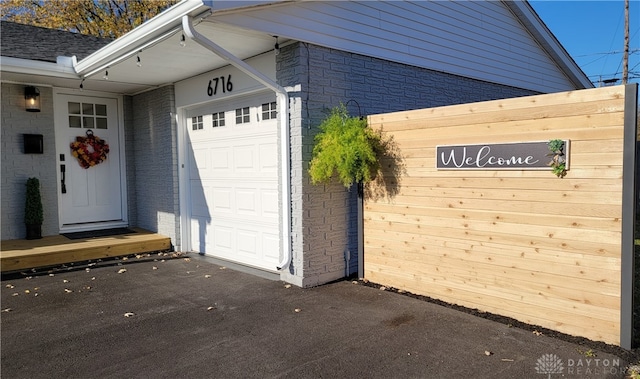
436, 140, 570, 170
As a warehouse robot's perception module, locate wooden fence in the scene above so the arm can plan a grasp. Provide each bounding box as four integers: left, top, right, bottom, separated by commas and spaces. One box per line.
364, 84, 638, 347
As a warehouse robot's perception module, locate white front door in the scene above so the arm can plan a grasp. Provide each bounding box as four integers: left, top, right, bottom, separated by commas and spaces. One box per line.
54, 93, 124, 231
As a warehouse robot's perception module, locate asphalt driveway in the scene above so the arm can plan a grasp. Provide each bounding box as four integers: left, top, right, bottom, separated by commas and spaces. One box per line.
1, 254, 634, 378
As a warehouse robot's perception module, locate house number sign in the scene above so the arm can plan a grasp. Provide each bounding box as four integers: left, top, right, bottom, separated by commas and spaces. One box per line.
436, 141, 569, 170
207, 74, 233, 97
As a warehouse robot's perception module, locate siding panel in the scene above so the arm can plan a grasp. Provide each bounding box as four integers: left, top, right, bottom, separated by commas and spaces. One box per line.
214, 0, 576, 92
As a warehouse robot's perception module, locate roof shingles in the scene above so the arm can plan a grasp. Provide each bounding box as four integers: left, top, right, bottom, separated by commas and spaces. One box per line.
1, 21, 112, 63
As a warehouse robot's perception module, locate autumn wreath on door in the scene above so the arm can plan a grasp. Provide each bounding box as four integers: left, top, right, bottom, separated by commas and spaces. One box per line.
70, 130, 110, 169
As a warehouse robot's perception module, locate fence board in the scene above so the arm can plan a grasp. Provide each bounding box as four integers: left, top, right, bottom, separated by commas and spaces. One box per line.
364, 85, 633, 345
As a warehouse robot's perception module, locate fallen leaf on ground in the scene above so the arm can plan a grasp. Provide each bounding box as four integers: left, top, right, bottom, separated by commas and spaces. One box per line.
484, 351, 492, 356
2, 308, 12, 312
397, 289, 406, 294
12, 293, 18, 297
184, 258, 191, 262
152, 266, 158, 270
124, 312, 135, 317
294, 308, 301, 313
207, 307, 215, 311
117, 268, 127, 274
351, 281, 358, 284
91, 277, 96, 281
501, 359, 514, 362
85, 268, 91, 272
379, 286, 387, 291
219, 266, 227, 270
64, 289, 72, 293
63, 279, 69, 283
24, 290, 30, 294
122, 257, 129, 261
204, 275, 212, 278
49, 274, 55, 277
6, 284, 14, 289
532, 330, 543, 336
284, 284, 292, 289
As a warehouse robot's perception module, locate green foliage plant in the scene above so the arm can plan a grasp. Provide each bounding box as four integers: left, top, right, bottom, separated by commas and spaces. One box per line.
25, 177, 43, 225
309, 104, 382, 188
547, 139, 567, 178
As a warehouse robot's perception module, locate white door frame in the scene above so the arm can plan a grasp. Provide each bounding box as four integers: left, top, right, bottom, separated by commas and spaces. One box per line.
53, 87, 128, 233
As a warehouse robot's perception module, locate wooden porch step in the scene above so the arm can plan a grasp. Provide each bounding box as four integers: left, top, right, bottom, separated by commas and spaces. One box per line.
0, 228, 172, 273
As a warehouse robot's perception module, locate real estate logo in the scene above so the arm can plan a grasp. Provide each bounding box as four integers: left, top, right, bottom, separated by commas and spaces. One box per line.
535, 354, 564, 378
535, 353, 621, 377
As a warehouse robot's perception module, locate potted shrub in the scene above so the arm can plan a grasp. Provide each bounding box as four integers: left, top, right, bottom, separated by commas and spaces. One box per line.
309, 104, 382, 188
24, 177, 43, 239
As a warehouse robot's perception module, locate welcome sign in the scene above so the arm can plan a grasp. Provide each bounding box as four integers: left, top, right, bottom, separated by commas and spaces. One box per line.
436, 141, 569, 170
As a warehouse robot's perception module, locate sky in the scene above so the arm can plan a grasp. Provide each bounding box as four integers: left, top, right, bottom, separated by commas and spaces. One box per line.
529, 0, 639, 87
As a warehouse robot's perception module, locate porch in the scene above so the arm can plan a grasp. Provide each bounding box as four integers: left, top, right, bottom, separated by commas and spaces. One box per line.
0, 228, 171, 273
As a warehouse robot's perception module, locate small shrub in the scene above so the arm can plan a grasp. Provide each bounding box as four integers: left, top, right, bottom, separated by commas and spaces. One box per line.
25, 177, 43, 225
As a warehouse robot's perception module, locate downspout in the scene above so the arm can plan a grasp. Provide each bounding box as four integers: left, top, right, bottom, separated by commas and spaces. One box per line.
182, 15, 292, 271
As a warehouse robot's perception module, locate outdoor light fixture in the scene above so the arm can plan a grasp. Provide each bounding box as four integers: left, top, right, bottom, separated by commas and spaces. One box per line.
274, 36, 280, 56
24, 86, 41, 112
180, 34, 186, 47
79, 78, 85, 90
136, 52, 142, 67
103, 69, 109, 80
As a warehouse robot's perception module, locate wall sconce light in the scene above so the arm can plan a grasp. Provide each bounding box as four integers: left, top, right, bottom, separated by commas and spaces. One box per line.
25, 86, 41, 112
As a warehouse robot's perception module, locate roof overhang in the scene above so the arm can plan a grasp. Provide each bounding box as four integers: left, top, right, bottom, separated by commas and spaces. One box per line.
67, 0, 290, 95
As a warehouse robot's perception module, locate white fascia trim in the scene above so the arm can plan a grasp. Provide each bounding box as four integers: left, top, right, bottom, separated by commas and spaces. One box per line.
73, 0, 212, 76
504, 0, 593, 89
1, 56, 79, 79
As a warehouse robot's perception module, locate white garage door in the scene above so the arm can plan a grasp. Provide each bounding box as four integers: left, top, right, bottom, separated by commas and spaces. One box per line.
186, 93, 280, 270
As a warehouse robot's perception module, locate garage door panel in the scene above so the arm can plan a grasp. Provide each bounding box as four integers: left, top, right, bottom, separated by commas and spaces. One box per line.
236, 188, 257, 215
234, 146, 256, 170
190, 148, 208, 178
190, 183, 208, 217
262, 191, 279, 217
237, 230, 258, 257
211, 148, 231, 171
259, 143, 278, 171
188, 95, 279, 271
212, 225, 234, 251
210, 187, 233, 213
263, 233, 280, 260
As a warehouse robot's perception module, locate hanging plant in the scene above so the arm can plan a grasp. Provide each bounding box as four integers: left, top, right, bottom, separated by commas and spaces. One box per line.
309, 104, 382, 188
547, 139, 567, 178
70, 130, 110, 169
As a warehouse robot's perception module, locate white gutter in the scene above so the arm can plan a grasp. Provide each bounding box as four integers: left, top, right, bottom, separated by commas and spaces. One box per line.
74, 0, 212, 77
182, 15, 292, 271
0, 57, 78, 78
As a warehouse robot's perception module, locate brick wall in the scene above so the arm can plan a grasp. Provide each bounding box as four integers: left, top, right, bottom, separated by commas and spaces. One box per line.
131, 86, 180, 247
277, 43, 538, 287
1, 83, 58, 239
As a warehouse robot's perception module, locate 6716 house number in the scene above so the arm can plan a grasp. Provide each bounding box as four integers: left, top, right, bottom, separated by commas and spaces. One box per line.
207, 74, 233, 96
